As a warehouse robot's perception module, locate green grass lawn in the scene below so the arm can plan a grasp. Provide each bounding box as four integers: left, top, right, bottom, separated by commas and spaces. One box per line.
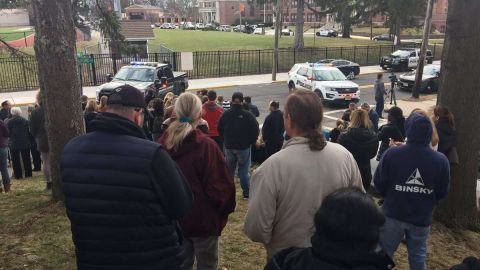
0, 27, 34, 42
1, 175, 479, 269
149, 29, 392, 52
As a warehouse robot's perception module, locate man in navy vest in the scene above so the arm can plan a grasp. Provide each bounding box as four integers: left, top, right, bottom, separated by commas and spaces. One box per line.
61, 85, 193, 270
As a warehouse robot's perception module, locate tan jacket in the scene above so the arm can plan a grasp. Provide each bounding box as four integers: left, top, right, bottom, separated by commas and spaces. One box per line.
244, 137, 363, 258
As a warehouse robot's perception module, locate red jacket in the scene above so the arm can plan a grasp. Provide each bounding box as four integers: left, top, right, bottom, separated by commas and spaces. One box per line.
159, 129, 236, 237
202, 101, 223, 137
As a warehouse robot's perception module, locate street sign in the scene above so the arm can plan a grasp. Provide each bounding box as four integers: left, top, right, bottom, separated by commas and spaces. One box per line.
77, 53, 93, 64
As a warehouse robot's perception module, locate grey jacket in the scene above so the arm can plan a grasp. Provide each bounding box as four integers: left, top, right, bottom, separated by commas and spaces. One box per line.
375, 79, 387, 99
244, 138, 364, 258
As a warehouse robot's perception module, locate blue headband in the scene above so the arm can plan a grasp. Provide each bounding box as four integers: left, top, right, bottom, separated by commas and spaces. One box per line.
179, 117, 192, 123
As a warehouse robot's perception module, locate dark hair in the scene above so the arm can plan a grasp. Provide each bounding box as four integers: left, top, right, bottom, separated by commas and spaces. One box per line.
270, 100, 279, 109
207, 90, 217, 101
202, 96, 209, 104
1, 101, 9, 107
377, 73, 383, 79
244, 96, 252, 103
151, 98, 164, 116
284, 90, 326, 151
388, 106, 405, 136
434, 106, 455, 129
314, 187, 385, 251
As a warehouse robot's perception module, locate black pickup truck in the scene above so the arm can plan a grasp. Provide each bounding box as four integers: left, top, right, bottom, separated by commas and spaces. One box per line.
96, 62, 188, 103
380, 48, 433, 72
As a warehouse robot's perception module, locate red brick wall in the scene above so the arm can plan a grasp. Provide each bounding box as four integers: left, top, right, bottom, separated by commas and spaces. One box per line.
432, 0, 448, 32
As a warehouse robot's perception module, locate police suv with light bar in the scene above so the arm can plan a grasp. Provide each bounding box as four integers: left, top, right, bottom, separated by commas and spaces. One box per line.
287, 63, 360, 104
96, 62, 188, 103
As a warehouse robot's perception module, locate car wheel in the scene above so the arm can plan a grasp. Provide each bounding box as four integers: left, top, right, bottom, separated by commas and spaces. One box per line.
314, 89, 325, 104
288, 81, 296, 93
347, 71, 355, 80
424, 81, 436, 93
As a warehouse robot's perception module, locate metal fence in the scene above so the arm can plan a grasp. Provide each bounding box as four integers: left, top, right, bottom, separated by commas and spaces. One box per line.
0, 43, 444, 92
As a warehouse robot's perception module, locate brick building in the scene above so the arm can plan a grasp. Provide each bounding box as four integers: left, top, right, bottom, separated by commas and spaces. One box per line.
432, 0, 448, 32
199, 0, 264, 25
124, 4, 186, 24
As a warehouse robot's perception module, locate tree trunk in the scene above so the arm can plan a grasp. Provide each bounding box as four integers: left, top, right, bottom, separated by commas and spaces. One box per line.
435, 0, 480, 229
294, 0, 304, 49
394, 20, 401, 45
341, 14, 351, 38
31, 0, 85, 202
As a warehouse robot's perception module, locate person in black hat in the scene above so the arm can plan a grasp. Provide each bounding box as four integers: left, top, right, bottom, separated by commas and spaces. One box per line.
218, 92, 259, 199
61, 84, 193, 270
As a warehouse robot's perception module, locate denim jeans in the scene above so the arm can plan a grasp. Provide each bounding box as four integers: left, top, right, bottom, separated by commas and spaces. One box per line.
225, 148, 251, 198
0, 147, 10, 188
380, 217, 430, 270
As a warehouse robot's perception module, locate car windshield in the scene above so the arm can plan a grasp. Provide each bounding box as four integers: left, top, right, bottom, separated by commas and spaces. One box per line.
114, 67, 155, 82
391, 51, 411, 57
411, 66, 439, 76
313, 69, 347, 81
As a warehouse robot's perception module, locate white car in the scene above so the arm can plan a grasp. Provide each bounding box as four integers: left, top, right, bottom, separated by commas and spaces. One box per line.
160, 23, 174, 29
218, 25, 232, 32
195, 23, 205, 29
253, 27, 264, 35
288, 63, 360, 104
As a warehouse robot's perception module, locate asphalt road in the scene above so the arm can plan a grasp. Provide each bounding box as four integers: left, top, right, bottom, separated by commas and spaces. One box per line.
202, 72, 414, 128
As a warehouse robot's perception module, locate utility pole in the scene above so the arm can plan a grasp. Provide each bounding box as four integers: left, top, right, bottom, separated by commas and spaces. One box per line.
412, 0, 434, 98
272, 0, 281, 81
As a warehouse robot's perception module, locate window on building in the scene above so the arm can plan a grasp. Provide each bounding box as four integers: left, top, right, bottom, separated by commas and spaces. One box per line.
315, 13, 321, 22
291, 14, 296, 21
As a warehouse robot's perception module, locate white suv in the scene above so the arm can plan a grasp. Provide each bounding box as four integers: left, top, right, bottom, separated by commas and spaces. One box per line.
288, 63, 360, 104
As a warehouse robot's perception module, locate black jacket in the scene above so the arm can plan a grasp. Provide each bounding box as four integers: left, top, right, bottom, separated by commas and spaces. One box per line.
30, 105, 49, 152
61, 112, 193, 270
265, 238, 394, 270
0, 108, 10, 121
6, 115, 31, 150
338, 128, 378, 168
218, 104, 259, 150
262, 110, 284, 146
83, 111, 97, 133
376, 123, 404, 159
436, 118, 455, 157
247, 103, 260, 117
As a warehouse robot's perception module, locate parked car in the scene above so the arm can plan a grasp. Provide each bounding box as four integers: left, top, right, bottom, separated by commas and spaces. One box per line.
398, 64, 441, 93
316, 59, 360, 79
373, 33, 396, 41
154, 23, 162, 27
380, 48, 433, 71
160, 23, 175, 29
253, 27, 265, 35
287, 63, 360, 105
281, 28, 294, 36
184, 22, 195, 30
96, 62, 189, 102
195, 23, 205, 29
203, 23, 217, 31
316, 29, 338, 37
233, 25, 245, 32
218, 25, 232, 32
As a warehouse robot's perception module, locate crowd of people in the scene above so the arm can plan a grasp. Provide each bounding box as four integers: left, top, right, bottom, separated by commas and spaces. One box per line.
1, 81, 475, 270
0, 93, 51, 193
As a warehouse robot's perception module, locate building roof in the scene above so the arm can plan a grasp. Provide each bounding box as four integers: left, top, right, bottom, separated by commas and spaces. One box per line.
0, 8, 29, 14
125, 5, 162, 10
120, 20, 155, 41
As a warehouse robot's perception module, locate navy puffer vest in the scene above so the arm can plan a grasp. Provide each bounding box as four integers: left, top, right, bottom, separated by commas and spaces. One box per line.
62, 129, 183, 270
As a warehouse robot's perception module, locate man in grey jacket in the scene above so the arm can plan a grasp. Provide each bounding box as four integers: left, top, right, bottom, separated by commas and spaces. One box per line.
375, 73, 387, 118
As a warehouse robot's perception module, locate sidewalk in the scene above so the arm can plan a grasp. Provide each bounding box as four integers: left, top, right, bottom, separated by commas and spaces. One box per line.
0, 63, 424, 106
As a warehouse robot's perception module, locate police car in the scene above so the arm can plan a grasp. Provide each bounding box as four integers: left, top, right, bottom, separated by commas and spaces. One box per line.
380, 48, 433, 71
288, 63, 360, 104
96, 62, 188, 102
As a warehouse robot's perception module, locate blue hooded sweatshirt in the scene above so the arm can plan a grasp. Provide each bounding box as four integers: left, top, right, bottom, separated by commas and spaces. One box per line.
374, 113, 450, 226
